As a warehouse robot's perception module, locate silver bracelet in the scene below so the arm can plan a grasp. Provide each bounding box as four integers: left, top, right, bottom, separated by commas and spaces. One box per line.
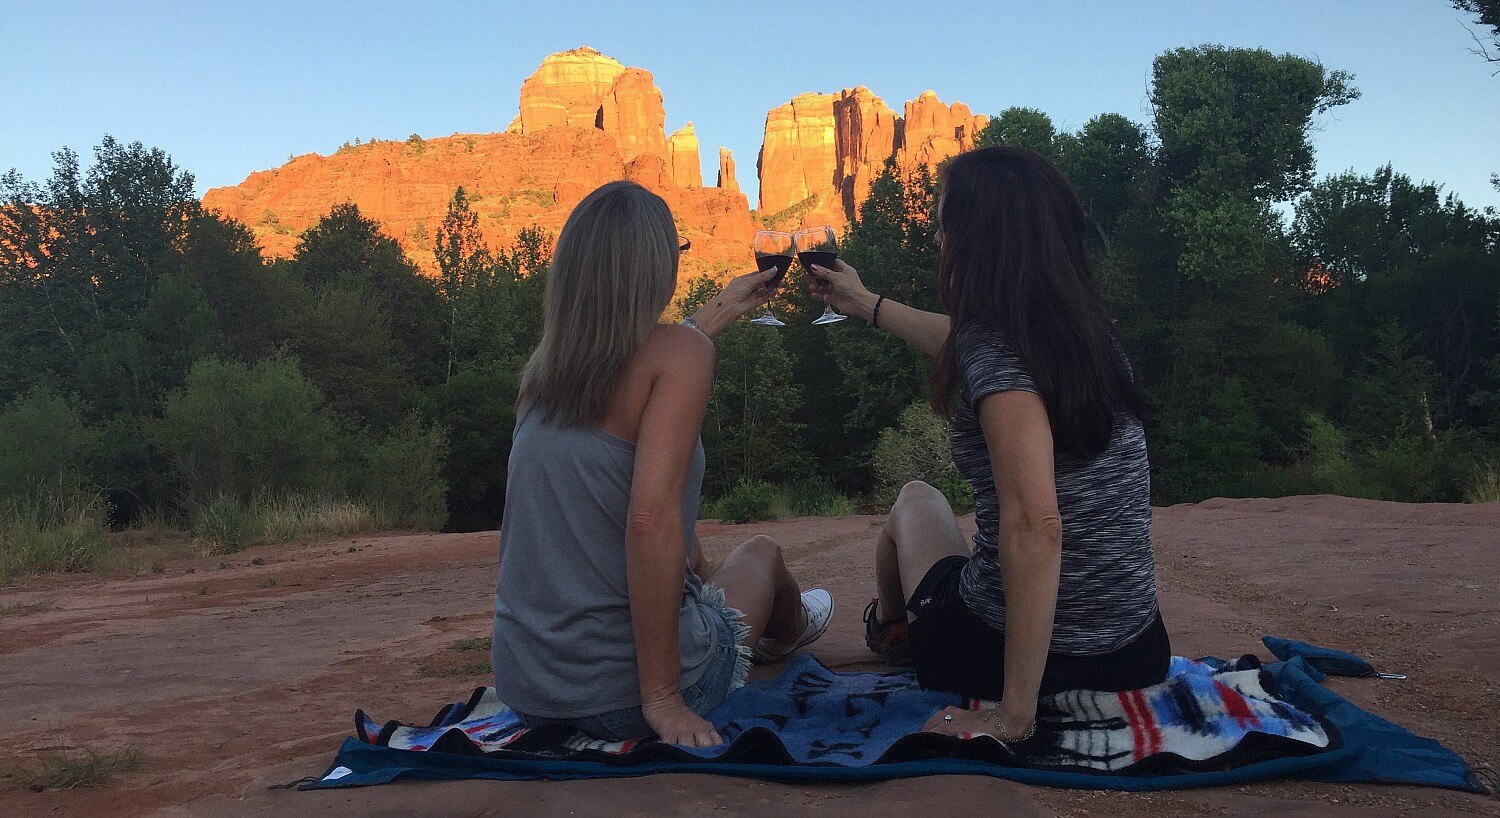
680, 316, 709, 338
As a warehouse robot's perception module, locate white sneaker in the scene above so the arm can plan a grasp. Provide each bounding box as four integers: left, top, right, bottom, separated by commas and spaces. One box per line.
751, 589, 834, 663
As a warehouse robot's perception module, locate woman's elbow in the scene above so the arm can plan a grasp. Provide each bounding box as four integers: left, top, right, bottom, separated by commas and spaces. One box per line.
1003, 513, 1063, 554
627, 507, 678, 541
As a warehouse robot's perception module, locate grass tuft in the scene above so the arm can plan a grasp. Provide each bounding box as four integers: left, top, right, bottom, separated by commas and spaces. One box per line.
5, 747, 142, 791
450, 637, 491, 652
0, 600, 57, 617
422, 660, 491, 677
0, 490, 113, 585
1464, 462, 1500, 504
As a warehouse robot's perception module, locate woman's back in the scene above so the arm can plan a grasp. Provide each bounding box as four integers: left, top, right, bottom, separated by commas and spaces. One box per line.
490, 405, 714, 718
949, 322, 1156, 655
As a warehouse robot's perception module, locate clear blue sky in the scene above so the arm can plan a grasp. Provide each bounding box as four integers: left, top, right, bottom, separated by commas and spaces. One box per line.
3, 0, 1497, 211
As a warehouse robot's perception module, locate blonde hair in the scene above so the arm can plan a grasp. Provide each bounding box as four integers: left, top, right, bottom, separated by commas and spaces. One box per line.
519, 181, 679, 427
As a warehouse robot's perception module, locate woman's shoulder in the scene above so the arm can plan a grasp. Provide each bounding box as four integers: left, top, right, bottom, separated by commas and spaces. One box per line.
956, 318, 1014, 351
643, 322, 714, 361
634, 323, 715, 386
956, 320, 1023, 366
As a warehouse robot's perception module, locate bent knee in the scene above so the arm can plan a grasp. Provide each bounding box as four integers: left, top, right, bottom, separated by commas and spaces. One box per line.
896, 480, 944, 507
735, 534, 783, 563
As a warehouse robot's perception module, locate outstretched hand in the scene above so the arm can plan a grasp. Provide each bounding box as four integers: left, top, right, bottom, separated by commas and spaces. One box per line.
686, 266, 781, 338
806, 260, 873, 316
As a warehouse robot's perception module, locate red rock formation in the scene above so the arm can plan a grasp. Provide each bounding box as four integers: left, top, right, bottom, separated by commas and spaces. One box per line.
204, 48, 758, 301
517, 47, 624, 132
717, 147, 739, 194
833, 87, 899, 222
600, 67, 667, 164
756, 87, 982, 228
202, 47, 992, 302
756, 93, 842, 228
897, 91, 988, 177
665, 124, 702, 188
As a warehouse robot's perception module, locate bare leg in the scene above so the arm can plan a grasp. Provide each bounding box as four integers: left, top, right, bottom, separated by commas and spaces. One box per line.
875, 481, 969, 623
701, 535, 807, 645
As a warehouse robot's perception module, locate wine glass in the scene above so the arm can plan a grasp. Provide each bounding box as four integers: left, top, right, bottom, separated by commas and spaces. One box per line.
750, 230, 792, 327
795, 226, 847, 325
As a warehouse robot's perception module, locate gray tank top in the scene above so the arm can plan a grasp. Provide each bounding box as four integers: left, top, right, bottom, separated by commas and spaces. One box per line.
490, 407, 715, 718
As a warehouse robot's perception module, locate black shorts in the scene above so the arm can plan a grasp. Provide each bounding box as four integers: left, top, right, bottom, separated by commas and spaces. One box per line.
907, 555, 1171, 700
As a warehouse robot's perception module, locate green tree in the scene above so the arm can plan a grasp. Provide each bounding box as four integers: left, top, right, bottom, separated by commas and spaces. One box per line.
289, 202, 446, 398
976, 107, 1059, 157
1055, 114, 1152, 234
435, 186, 492, 380
824, 161, 942, 482
0, 388, 98, 500
425, 367, 517, 531
1454, 0, 1500, 67
679, 277, 808, 496
153, 356, 340, 503
0, 138, 199, 403
1292, 166, 1500, 430
353, 412, 448, 530
1151, 46, 1358, 200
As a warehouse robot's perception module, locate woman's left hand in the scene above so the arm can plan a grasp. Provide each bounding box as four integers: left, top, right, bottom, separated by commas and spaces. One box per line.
686, 266, 780, 338
923, 703, 1036, 740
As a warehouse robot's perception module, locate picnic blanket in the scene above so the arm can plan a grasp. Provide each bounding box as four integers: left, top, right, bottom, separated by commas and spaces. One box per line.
299, 638, 1489, 793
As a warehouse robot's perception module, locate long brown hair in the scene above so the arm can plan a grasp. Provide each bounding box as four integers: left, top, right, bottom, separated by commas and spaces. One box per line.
519, 181, 679, 427
930, 146, 1143, 459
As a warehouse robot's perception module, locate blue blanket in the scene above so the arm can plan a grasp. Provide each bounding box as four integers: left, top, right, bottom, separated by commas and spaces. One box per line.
301, 638, 1487, 793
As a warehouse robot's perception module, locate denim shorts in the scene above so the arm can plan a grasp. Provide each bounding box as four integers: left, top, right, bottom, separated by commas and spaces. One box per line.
517, 584, 751, 742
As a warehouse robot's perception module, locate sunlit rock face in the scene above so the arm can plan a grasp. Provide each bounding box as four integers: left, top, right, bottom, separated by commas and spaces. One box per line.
518, 47, 627, 132
718, 147, 740, 194
667, 123, 703, 188
203, 47, 989, 291
203, 47, 753, 296
756, 87, 983, 228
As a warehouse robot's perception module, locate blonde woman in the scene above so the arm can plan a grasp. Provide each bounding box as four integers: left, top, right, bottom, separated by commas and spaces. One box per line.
491, 181, 833, 748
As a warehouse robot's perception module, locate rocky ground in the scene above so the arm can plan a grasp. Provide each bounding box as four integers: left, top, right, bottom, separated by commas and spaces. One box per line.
0, 496, 1495, 817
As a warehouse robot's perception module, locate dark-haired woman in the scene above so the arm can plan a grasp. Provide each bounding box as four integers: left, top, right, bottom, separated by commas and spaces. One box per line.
809, 146, 1169, 742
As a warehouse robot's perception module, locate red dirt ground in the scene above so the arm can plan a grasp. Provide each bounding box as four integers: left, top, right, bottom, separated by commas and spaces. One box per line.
0, 496, 1496, 817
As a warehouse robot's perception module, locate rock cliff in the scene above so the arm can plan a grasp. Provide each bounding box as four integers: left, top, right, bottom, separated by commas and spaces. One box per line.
202, 47, 991, 293
757, 87, 987, 227
204, 48, 750, 296
717, 147, 739, 194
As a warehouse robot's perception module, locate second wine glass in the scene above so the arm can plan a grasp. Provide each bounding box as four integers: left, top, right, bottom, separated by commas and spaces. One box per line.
794, 226, 847, 325
751, 230, 793, 327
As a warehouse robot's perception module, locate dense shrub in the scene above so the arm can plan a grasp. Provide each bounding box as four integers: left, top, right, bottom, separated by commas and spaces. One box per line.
710, 480, 783, 524
872, 403, 972, 513
354, 413, 449, 531
784, 477, 857, 517
153, 356, 340, 503
0, 389, 98, 500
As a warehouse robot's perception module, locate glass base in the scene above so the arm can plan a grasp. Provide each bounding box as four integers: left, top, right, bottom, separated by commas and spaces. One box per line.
750, 311, 786, 327
812, 310, 848, 325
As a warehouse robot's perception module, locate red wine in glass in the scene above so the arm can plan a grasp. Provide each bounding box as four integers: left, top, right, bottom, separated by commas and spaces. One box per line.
750, 231, 793, 327
796, 250, 837, 273
793, 226, 847, 325
756, 253, 793, 286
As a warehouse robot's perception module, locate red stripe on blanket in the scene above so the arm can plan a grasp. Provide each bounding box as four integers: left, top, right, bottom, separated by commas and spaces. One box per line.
1130, 689, 1160, 755
1214, 679, 1260, 728
1118, 690, 1146, 759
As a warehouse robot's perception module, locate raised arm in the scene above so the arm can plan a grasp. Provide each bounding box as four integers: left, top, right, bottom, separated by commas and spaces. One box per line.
807, 261, 950, 357
626, 325, 722, 747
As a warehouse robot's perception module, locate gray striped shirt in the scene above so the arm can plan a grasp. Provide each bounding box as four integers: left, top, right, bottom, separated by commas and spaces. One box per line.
952, 322, 1158, 656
